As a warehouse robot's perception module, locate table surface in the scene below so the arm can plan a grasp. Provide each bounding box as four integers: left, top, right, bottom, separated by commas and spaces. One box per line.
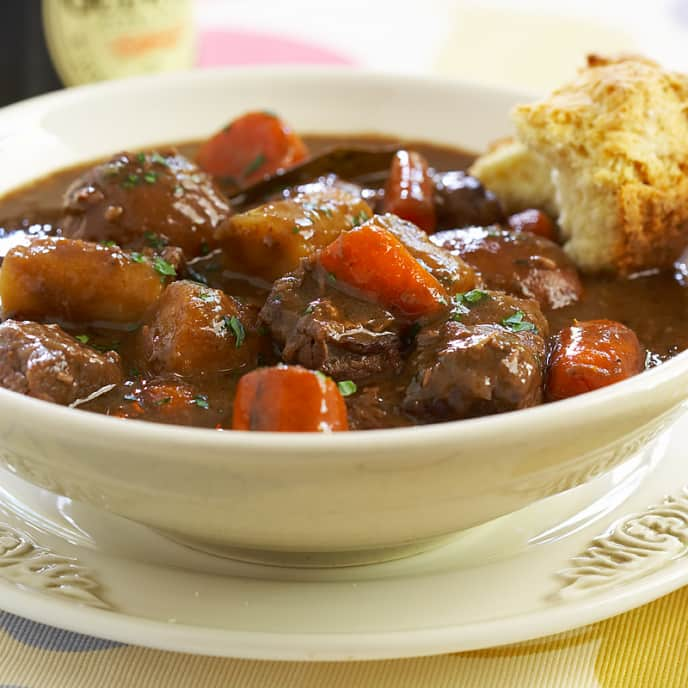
3, 1, 688, 685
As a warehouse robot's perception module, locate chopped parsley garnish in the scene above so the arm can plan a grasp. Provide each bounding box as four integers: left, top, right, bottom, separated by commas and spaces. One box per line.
243, 152, 266, 177
191, 394, 209, 410
154, 396, 172, 406
198, 290, 214, 302
451, 289, 489, 321
351, 210, 370, 227
223, 315, 245, 348
123, 393, 138, 402
130, 252, 146, 264
292, 225, 301, 234
143, 171, 158, 184
136, 152, 146, 164
75, 334, 90, 344
122, 173, 140, 189
454, 289, 489, 306
152, 256, 177, 278
463, 289, 489, 304
337, 380, 357, 397
304, 303, 315, 314
144, 231, 167, 251
501, 310, 537, 333
150, 152, 169, 166
100, 240, 117, 248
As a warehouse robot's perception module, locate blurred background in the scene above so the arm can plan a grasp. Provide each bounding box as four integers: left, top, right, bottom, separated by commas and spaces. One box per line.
2, 0, 688, 107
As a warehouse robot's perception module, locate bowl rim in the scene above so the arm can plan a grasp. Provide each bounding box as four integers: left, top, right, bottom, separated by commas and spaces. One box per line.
1, 64, 687, 454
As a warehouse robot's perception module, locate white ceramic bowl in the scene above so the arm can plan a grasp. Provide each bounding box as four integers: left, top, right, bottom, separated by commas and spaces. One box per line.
1, 67, 687, 566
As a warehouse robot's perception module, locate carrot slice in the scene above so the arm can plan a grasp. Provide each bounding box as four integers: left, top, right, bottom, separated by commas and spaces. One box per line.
197, 111, 308, 184
508, 209, 557, 241
233, 365, 349, 432
318, 219, 448, 317
546, 319, 644, 401
383, 150, 436, 233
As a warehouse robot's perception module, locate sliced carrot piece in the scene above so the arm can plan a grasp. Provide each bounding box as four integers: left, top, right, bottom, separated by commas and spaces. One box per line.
318, 219, 449, 317
546, 319, 644, 401
383, 150, 436, 233
197, 111, 308, 184
508, 209, 557, 242
233, 365, 349, 432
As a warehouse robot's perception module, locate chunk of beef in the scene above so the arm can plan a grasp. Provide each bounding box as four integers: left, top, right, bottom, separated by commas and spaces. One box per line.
0, 237, 169, 327
453, 289, 549, 337
433, 171, 505, 231
403, 318, 546, 421
62, 151, 230, 257
375, 213, 479, 294
432, 226, 583, 309
260, 262, 403, 383
0, 320, 123, 405
137, 280, 260, 377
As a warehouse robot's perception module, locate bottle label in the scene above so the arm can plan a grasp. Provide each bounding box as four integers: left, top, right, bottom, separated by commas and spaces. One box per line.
42, 0, 195, 87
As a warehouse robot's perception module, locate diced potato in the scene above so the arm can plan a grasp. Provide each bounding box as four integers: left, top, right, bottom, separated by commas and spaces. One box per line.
218, 188, 372, 281
0, 237, 168, 327
137, 280, 259, 377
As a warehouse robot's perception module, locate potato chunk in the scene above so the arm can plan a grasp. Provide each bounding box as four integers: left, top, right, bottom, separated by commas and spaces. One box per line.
218, 188, 372, 281
137, 280, 259, 377
0, 237, 167, 327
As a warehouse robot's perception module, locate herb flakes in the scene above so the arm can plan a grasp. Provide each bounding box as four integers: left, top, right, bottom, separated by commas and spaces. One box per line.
223, 315, 246, 348
337, 380, 357, 397
122, 173, 140, 189
501, 310, 537, 333
351, 210, 370, 227
75, 334, 90, 344
144, 231, 167, 251
243, 152, 266, 178
191, 394, 209, 410
152, 256, 177, 278
150, 152, 169, 167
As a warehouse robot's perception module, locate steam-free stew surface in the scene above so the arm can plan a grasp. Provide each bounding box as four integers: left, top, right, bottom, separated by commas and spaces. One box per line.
0, 134, 687, 430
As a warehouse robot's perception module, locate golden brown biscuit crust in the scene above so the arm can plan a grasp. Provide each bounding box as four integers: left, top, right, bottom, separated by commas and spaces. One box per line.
513, 54, 688, 274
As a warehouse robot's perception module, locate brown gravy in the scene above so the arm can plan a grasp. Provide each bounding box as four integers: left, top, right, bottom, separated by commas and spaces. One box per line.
0, 134, 687, 429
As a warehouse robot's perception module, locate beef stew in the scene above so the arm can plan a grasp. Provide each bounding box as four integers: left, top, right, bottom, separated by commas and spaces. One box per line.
1, 112, 687, 432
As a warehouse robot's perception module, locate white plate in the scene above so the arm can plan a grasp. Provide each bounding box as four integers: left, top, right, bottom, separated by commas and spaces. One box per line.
3, 407, 688, 660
